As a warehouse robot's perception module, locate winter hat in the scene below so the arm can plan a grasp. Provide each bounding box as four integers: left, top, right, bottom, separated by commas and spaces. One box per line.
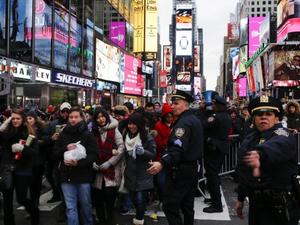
161, 103, 173, 117
26, 110, 38, 119
114, 105, 129, 116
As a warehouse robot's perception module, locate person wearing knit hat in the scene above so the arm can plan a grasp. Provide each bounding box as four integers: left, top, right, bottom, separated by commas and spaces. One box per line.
26, 110, 38, 120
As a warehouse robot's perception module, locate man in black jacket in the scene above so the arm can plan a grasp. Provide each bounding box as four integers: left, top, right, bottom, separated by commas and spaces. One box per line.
202, 95, 231, 213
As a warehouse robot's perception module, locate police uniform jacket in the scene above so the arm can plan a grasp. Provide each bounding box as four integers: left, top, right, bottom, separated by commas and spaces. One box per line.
203, 111, 231, 154
161, 109, 203, 167
236, 123, 298, 202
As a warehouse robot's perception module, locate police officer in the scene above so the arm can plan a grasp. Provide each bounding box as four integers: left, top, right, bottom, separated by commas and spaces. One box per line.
202, 95, 231, 213
148, 89, 203, 225
235, 95, 300, 225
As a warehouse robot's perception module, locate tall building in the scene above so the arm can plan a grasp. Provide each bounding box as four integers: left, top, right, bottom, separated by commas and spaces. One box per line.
240, 0, 278, 18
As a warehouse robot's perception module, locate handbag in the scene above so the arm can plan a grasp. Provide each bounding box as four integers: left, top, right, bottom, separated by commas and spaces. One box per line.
0, 164, 14, 191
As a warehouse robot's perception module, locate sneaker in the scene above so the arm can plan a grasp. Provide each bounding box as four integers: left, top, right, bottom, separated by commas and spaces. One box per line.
149, 213, 158, 222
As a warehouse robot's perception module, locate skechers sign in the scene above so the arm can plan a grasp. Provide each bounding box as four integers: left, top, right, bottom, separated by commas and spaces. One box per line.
52, 72, 94, 88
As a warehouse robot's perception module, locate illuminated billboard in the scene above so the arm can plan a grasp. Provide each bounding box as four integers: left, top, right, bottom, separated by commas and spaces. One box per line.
176, 4, 193, 29
239, 77, 247, 97
239, 17, 248, 46
230, 47, 240, 80
133, 0, 145, 53
176, 30, 192, 56
163, 46, 172, 72
194, 46, 200, 73
120, 53, 144, 95
109, 22, 126, 49
277, 0, 300, 28
95, 39, 121, 83
248, 17, 265, 58
239, 45, 248, 73
145, 0, 158, 53
277, 18, 300, 42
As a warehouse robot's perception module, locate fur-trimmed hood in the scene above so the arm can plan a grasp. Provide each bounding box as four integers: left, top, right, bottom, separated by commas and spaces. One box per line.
286, 100, 300, 114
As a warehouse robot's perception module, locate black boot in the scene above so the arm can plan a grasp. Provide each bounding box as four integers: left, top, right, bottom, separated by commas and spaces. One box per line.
203, 205, 223, 213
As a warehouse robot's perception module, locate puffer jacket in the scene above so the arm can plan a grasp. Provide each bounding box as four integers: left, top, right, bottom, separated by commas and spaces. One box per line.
124, 133, 156, 191
0, 126, 39, 174
93, 117, 125, 189
285, 100, 300, 131
53, 121, 99, 184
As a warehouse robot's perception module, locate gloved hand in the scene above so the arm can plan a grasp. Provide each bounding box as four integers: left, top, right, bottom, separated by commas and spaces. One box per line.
135, 144, 144, 156
11, 143, 24, 153
93, 162, 101, 171
0, 117, 12, 132
99, 161, 111, 170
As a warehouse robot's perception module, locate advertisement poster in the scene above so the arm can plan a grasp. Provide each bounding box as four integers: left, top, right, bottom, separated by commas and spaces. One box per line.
133, 0, 145, 53
239, 17, 248, 46
159, 70, 167, 88
145, 0, 158, 53
239, 45, 248, 73
120, 54, 143, 95
176, 30, 192, 56
248, 17, 265, 58
238, 77, 247, 97
176, 71, 191, 85
124, 0, 130, 22
277, 0, 300, 27
95, 39, 121, 83
163, 46, 172, 72
176, 4, 193, 29
194, 46, 200, 73
274, 50, 300, 82
230, 47, 240, 80
109, 22, 126, 49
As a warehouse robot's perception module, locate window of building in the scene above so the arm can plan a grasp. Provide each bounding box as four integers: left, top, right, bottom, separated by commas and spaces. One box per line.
53, 7, 69, 70
257, 1, 260, 5
269, 7, 271, 11
35, 0, 53, 65
0, 0, 6, 55
274, 7, 277, 11
268, 1, 271, 4
69, 16, 82, 73
263, 7, 266, 11
263, 13, 266, 16
274, 0, 277, 4
252, 14, 255, 17
257, 7, 260, 12
252, 8, 255, 12
257, 13, 260, 16
83, 0, 94, 77
95, 0, 105, 35
70, 0, 83, 19
251, 1, 255, 5
9, 0, 33, 61
263, 1, 266, 4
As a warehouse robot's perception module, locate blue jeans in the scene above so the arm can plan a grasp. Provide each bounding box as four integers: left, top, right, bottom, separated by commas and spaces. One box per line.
129, 190, 147, 220
61, 183, 93, 225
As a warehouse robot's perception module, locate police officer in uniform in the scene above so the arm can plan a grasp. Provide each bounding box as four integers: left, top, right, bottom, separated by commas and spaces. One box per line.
235, 95, 300, 225
148, 89, 203, 225
202, 95, 231, 213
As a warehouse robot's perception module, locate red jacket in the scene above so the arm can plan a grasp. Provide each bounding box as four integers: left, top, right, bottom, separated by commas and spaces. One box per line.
154, 103, 173, 161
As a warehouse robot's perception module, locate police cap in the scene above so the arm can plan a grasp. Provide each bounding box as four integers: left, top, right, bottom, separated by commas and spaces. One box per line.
171, 89, 194, 103
248, 95, 283, 118
213, 95, 227, 105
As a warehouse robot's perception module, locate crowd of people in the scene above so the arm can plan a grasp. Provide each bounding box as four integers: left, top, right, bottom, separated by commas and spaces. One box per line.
0, 90, 299, 225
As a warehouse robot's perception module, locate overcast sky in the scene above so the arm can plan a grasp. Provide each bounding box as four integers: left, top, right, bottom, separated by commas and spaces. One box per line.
158, 0, 238, 90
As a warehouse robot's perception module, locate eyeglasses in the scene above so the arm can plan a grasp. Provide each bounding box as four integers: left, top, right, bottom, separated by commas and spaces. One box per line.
255, 111, 274, 117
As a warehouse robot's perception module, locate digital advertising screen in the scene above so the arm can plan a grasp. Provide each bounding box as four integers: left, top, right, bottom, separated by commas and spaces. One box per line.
176, 30, 192, 56
109, 21, 126, 49
248, 17, 265, 58
176, 5, 193, 29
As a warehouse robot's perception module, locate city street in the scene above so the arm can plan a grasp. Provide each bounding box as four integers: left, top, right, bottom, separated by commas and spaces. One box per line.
6, 176, 250, 225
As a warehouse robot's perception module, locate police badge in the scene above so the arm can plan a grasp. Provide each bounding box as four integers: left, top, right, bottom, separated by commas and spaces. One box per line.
175, 128, 185, 138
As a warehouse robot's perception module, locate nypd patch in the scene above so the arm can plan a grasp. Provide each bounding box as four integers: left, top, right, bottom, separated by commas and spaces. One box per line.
175, 128, 185, 138
274, 128, 289, 137
208, 116, 215, 122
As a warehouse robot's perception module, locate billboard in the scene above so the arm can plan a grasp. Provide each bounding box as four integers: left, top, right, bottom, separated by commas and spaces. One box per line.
239, 77, 247, 97
230, 47, 240, 80
109, 22, 126, 49
277, 0, 300, 28
194, 46, 200, 73
176, 71, 191, 85
176, 4, 193, 29
176, 30, 192, 56
277, 18, 300, 42
260, 13, 277, 45
159, 70, 167, 88
239, 45, 248, 73
274, 50, 300, 82
124, 0, 130, 21
142, 61, 154, 75
248, 17, 265, 58
95, 39, 121, 83
163, 46, 172, 72
239, 17, 248, 46
133, 0, 145, 53
145, 0, 158, 53
120, 54, 144, 95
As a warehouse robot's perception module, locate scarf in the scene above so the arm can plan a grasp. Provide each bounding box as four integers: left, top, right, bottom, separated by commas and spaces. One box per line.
125, 133, 142, 159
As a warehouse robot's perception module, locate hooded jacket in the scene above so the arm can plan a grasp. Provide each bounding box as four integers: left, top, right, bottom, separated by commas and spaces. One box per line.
285, 100, 300, 131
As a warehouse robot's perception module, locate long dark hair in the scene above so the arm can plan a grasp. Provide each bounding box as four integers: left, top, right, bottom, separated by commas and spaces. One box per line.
124, 113, 148, 144
92, 108, 111, 135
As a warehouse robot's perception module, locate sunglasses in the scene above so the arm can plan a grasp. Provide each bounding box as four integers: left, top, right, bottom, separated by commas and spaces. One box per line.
254, 111, 275, 117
